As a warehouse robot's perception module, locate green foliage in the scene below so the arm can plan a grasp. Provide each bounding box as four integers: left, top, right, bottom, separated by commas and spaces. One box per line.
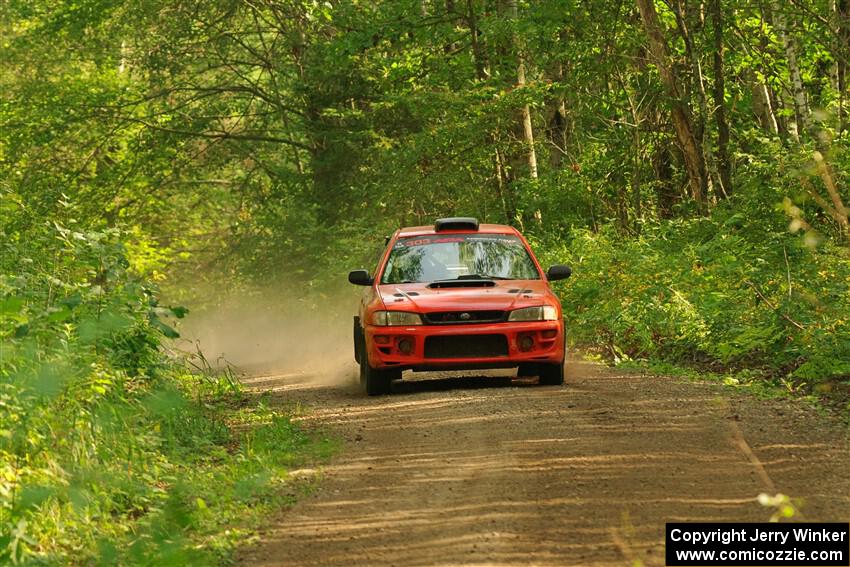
538, 199, 850, 388
0, 227, 316, 565
2, 0, 850, 557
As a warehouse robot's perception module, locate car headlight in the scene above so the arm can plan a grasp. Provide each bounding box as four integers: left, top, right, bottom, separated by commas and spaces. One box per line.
508, 305, 558, 322
372, 311, 423, 326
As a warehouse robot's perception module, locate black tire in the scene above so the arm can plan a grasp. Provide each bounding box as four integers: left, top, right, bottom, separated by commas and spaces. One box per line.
539, 334, 566, 386
361, 361, 399, 396
358, 333, 399, 395
538, 361, 564, 385
353, 316, 362, 364
357, 332, 367, 387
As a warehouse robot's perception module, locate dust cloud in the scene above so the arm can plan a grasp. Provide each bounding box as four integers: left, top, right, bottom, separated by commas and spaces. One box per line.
173, 287, 360, 385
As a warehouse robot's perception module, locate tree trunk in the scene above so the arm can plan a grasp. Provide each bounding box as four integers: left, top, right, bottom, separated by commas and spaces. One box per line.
752, 80, 780, 134
618, 68, 644, 229
508, 0, 538, 180
673, 0, 723, 201
548, 97, 569, 169
813, 152, 850, 243
445, 0, 458, 53
635, 0, 707, 206
772, 0, 809, 140
631, 123, 643, 230
831, 0, 840, 94
653, 142, 679, 218
495, 145, 517, 222
712, 0, 732, 196
466, 0, 488, 80
547, 29, 572, 169
836, 0, 850, 135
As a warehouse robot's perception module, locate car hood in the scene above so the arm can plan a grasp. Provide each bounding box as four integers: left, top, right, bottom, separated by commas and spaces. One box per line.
377, 279, 553, 312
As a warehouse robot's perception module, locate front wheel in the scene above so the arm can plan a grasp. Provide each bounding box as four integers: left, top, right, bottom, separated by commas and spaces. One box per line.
358, 335, 400, 395
361, 361, 399, 395
539, 334, 566, 386
353, 316, 363, 364
538, 361, 564, 385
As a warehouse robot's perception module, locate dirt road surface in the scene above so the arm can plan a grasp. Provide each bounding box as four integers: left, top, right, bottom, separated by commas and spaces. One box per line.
237, 362, 850, 566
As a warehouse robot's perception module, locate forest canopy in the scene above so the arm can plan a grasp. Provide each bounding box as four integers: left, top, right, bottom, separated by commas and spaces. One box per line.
4, 0, 848, 369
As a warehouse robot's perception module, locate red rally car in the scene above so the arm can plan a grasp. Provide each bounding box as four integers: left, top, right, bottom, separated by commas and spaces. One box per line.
348, 217, 572, 395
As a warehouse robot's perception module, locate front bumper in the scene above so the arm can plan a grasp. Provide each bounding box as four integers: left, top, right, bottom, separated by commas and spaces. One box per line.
364, 320, 564, 371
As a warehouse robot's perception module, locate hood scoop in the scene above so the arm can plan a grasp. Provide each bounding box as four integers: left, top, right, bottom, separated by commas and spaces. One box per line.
427, 279, 496, 289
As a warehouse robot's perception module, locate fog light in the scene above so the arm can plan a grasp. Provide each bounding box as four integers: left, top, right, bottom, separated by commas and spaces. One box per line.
542, 329, 557, 339
518, 335, 534, 351
398, 338, 413, 354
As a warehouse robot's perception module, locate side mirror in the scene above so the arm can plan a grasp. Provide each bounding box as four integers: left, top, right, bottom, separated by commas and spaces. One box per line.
546, 265, 572, 281
348, 269, 373, 286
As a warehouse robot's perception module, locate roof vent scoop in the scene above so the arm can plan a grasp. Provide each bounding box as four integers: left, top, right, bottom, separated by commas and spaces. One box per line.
434, 217, 479, 232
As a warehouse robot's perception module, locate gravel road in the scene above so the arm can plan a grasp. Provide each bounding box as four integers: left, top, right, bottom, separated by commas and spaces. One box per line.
237, 361, 850, 567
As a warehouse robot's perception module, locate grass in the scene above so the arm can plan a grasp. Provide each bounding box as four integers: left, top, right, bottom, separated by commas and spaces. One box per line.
106, 373, 338, 566
169, 399, 332, 564
1, 364, 337, 566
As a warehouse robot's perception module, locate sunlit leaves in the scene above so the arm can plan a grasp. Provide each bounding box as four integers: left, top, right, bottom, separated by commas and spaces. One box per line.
541, 209, 850, 385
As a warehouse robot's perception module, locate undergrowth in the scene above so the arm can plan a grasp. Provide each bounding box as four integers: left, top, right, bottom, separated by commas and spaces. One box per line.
0, 226, 329, 565
536, 197, 850, 410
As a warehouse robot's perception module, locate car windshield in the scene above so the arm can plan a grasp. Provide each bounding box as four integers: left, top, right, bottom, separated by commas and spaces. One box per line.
381, 234, 540, 284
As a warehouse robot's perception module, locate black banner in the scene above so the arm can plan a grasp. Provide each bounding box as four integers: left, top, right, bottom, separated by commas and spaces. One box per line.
666, 523, 849, 566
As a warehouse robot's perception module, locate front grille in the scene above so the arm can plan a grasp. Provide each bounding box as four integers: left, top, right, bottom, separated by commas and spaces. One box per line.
424, 334, 508, 358
422, 310, 507, 325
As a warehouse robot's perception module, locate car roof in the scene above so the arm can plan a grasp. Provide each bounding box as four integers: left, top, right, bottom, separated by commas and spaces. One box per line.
396, 223, 520, 238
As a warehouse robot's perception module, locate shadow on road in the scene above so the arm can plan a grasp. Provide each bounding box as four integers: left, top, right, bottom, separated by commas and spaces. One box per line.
390, 374, 538, 395
238, 361, 850, 567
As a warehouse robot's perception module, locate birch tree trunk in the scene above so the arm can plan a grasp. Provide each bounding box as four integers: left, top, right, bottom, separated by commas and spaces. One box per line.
752, 80, 780, 134
772, 0, 808, 140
